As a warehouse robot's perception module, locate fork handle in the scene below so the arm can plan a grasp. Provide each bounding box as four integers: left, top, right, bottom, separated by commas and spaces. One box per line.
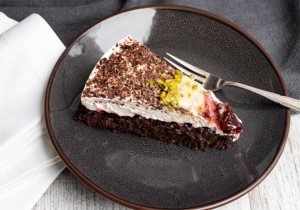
224, 81, 300, 113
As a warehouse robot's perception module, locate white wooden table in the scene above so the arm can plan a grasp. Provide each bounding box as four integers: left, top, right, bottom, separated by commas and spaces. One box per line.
32, 114, 300, 210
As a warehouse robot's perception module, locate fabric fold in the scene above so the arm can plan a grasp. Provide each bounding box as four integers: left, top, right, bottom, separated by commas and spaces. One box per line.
0, 12, 18, 34
0, 12, 66, 210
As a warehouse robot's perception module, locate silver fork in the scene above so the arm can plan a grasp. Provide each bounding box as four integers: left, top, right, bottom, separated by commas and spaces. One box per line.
164, 53, 300, 113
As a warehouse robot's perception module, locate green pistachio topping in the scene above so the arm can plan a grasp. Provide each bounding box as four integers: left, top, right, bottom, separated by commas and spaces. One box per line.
155, 70, 187, 107
192, 85, 198, 91
168, 108, 174, 112
189, 74, 195, 79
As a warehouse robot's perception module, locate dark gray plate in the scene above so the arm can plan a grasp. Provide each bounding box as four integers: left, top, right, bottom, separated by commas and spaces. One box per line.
45, 5, 290, 210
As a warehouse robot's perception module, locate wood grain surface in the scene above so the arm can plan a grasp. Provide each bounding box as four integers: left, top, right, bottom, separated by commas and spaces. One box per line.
32, 114, 300, 210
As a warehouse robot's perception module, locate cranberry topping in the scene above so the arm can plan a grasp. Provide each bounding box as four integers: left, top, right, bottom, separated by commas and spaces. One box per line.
204, 92, 218, 125
204, 93, 242, 134
215, 103, 242, 134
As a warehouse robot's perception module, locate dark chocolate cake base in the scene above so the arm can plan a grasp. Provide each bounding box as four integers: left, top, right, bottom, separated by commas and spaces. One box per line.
75, 104, 233, 151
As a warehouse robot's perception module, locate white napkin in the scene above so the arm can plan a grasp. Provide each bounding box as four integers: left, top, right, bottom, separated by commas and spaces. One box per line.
0, 12, 18, 33
0, 12, 66, 210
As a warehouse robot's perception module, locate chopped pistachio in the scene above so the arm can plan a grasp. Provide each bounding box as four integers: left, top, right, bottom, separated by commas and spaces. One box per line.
176, 78, 182, 84
170, 86, 178, 92
165, 96, 171, 103
192, 85, 198, 91
174, 75, 182, 83
168, 108, 174, 112
175, 79, 182, 84
171, 99, 178, 106
159, 99, 165, 106
168, 81, 177, 87
175, 69, 183, 75
156, 79, 165, 86
156, 70, 198, 107
148, 80, 153, 86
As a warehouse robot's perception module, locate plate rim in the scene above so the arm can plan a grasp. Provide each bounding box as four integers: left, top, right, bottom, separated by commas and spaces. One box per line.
45, 4, 291, 210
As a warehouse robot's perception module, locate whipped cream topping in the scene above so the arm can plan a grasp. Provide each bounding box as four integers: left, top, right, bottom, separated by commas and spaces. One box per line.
177, 75, 206, 112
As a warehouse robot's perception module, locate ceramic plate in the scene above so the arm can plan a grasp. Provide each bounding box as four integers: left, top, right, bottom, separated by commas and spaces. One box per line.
45, 5, 290, 210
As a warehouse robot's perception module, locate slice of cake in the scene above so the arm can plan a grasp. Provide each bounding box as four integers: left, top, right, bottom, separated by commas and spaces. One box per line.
75, 36, 243, 151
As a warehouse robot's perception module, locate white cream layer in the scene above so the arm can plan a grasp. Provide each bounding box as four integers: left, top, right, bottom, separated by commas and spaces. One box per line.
81, 35, 240, 139
82, 97, 220, 132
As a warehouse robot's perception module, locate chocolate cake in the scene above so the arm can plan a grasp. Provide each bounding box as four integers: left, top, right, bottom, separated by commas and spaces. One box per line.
75, 36, 243, 151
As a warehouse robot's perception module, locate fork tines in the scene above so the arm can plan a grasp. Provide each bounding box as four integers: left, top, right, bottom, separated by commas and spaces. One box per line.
165, 53, 209, 78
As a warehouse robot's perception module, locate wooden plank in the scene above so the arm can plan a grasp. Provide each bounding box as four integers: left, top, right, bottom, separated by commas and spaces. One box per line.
249, 114, 300, 210
215, 194, 251, 210
32, 169, 131, 210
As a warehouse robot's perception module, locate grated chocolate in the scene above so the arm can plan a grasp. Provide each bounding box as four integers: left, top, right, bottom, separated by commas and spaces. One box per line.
82, 37, 175, 105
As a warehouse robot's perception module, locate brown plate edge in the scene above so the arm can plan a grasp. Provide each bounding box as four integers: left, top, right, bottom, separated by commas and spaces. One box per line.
44, 4, 291, 210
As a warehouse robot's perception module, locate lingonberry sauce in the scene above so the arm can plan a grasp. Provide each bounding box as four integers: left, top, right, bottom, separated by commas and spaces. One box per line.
215, 103, 242, 134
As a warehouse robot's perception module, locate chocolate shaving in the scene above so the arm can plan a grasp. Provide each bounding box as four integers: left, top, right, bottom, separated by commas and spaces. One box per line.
81, 36, 175, 105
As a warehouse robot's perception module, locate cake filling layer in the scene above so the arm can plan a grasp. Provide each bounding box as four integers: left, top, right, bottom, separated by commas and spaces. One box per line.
82, 97, 220, 133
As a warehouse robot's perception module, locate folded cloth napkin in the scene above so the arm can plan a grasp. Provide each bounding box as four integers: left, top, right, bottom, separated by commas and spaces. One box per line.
0, 12, 17, 33
0, 12, 66, 210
